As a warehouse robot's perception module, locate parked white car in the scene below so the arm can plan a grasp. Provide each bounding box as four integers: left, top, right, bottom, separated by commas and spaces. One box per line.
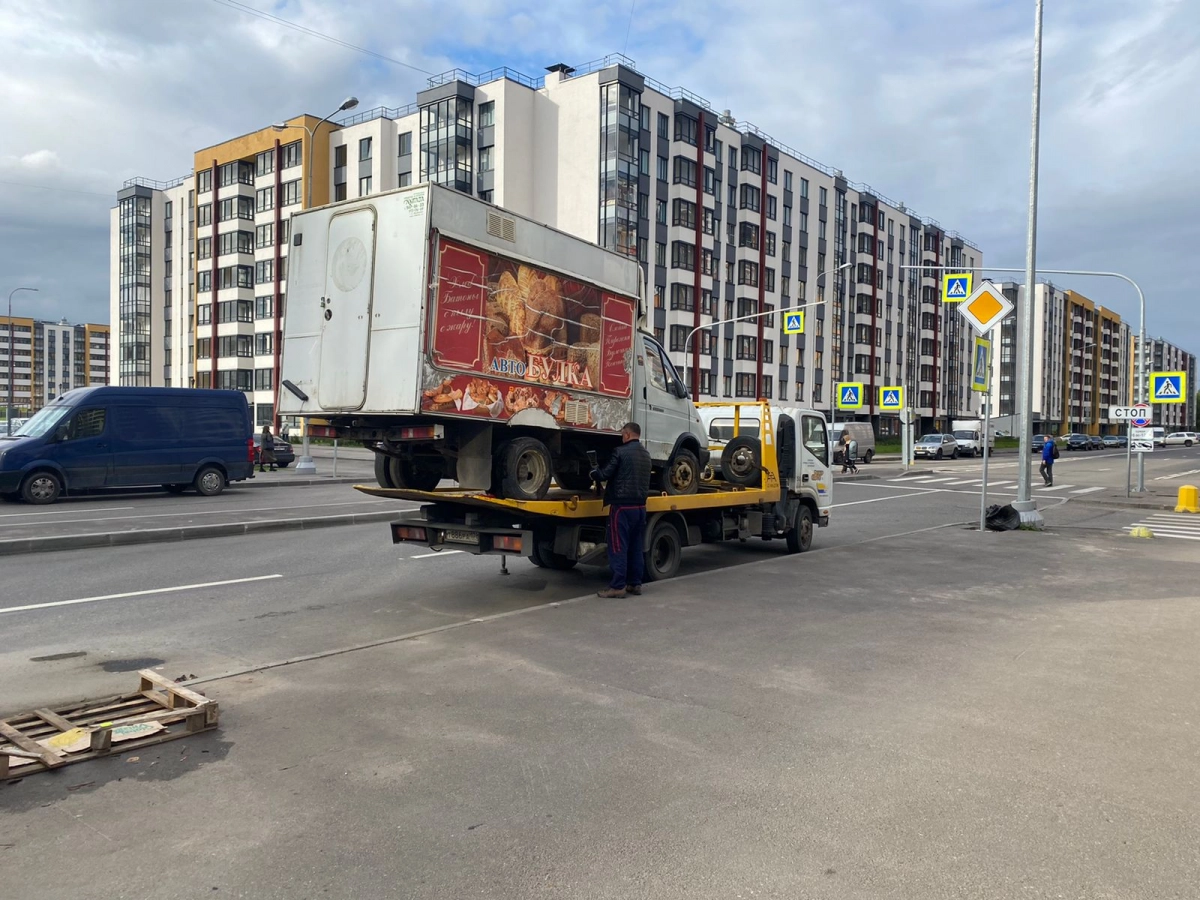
1164, 432, 1197, 447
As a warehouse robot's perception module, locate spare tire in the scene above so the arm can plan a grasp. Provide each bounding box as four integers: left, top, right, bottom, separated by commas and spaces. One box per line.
661, 448, 700, 495
720, 436, 761, 486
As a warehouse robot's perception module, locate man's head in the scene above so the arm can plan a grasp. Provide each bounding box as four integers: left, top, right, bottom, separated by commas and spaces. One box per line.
621, 422, 641, 443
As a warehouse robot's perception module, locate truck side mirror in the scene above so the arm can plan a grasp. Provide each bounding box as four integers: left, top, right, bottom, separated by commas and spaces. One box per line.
674, 380, 688, 399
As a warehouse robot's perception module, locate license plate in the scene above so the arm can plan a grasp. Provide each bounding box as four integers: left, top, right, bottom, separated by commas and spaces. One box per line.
443, 529, 479, 545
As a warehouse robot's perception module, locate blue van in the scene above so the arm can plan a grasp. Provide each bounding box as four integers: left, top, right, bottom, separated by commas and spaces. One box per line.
0, 387, 254, 504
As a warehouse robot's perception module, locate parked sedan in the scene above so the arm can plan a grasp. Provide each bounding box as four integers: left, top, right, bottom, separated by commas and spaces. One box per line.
1065, 433, 1092, 451
1101, 434, 1125, 448
253, 433, 295, 467
1165, 431, 1197, 447
1089, 434, 1105, 450
913, 433, 959, 460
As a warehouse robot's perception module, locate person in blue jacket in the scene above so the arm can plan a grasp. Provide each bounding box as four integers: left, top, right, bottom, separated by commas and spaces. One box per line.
1040, 437, 1057, 486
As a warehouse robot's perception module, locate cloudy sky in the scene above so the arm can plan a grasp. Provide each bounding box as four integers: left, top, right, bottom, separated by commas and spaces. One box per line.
2, 0, 1198, 364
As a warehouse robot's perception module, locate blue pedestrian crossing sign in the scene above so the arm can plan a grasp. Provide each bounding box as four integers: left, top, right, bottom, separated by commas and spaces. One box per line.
783, 310, 805, 334
837, 382, 864, 410
942, 273, 973, 304
1150, 371, 1187, 404
878, 386, 904, 410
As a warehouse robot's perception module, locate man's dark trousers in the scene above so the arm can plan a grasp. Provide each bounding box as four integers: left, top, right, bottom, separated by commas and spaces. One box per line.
607, 505, 646, 590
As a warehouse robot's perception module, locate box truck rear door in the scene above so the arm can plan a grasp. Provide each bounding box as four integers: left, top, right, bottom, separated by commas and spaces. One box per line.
318, 207, 377, 410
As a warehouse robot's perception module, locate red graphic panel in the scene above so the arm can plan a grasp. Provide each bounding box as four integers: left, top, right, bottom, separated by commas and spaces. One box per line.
599, 293, 634, 397
431, 243, 486, 371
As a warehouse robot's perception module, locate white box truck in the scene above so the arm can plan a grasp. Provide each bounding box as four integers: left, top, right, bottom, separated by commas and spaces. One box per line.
951, 418, 994, 457
278, 185, 710, 500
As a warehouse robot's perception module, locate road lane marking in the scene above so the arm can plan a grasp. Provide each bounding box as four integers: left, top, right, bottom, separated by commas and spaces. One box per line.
833, 491, 937, 507
409, 550, 465, 559
1069, 486, 1106, 495
1155, 468, 1200, 481
890, 476, 938, 482
0, 506, 135, 520
0, 574, 283, 615
917, 477, 959, 483
944, 479, 981, 485
0, 499, 388, 530
1036, 484, 1075, 492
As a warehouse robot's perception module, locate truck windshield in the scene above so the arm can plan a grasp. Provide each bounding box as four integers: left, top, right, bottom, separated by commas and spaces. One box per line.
953, 431, 974, 440
10, 404, 71, 438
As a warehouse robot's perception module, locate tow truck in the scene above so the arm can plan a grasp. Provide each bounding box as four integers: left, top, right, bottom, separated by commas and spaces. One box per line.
357, 403, 833, 581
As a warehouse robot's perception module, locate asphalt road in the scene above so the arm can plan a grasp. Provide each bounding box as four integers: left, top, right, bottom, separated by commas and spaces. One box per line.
4, 494, 1198, 898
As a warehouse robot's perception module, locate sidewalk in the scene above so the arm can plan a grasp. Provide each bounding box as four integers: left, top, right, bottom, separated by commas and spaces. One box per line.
5, 526, 1199, 898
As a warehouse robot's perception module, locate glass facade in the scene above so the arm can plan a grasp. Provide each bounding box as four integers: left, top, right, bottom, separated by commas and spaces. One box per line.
117, 193, 152, 385
598, 82, 641, 260
419, 96, 473, 193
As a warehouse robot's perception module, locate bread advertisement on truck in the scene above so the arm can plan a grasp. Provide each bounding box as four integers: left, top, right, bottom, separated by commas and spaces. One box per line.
422, 239, 636, 433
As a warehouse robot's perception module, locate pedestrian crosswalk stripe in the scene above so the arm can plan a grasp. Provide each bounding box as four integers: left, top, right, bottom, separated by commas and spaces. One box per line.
1036, 484, 1074, 492
945, 479, 980, 485
1069, 486, 1105, 494
1123, 514, 1200, 542
919, 477, 957, 483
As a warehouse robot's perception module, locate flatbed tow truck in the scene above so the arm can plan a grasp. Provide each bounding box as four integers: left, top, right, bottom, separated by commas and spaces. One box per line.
357, 403, 833, 581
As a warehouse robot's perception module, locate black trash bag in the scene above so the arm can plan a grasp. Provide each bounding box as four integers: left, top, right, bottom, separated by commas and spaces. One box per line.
985, 503, 1021, 531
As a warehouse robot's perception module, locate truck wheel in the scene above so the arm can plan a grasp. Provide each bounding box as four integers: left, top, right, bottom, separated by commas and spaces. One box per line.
553, 465, 593, 493
661, 448, 700, 495
720, 436, 761, 486
375, 454, 441, 492
643, 519, 682, 581
500, 437, 553, 501
538, 541, 578, 570
194, 466, 226, 497
785, 505, 813, 554
21, 471, 61, 505
863, 449, 874, 464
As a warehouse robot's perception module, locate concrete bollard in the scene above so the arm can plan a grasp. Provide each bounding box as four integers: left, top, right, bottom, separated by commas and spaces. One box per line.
1175, 484, 1200, 514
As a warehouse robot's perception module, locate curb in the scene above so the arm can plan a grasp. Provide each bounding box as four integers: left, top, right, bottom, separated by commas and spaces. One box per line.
0, 510, 399, 558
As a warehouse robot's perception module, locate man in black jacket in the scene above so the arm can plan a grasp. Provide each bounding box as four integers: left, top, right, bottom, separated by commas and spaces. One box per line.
591, 422, 653, 598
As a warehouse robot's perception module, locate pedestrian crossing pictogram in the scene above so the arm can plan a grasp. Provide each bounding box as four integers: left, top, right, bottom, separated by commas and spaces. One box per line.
1150, 371, 1185, 403
878, 386, 904, 410
836, 382, 863, 409
942, 273, 973, 303
783, 312, 805, 334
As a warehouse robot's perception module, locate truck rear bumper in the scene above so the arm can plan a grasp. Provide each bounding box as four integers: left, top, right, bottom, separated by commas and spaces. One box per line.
391, 512, 533, 558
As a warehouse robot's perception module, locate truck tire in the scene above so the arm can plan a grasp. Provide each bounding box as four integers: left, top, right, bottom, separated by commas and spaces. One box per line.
643, 519, 682, 581
499, 437, 553, 501
785, 505, 813, 554
375, 454, 441, 492
553, 464, 594, 493
661, 448, 700, 495
720, 436, 761, 486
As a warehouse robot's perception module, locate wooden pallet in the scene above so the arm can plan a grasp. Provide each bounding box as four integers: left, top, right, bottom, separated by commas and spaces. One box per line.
1, 669, 219, 780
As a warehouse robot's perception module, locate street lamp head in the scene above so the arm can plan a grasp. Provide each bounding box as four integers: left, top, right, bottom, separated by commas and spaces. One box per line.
339, 96, 359, 111
271, 122, 289, 131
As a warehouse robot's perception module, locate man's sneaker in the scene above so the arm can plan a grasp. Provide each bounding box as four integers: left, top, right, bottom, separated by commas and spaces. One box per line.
596, 588, 627, 598
627, 585, 642, 596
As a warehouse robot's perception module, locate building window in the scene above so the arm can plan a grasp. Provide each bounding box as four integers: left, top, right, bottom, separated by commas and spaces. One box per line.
765, 231, 777, 257
671, 240, 696, 271
420, 94, 473, 193
255, 260, 274, 284
282, 140, 302, 169
335, 183, 348, 201
197, 203, 212, 227
657, 155, 668, 181
255, 187, 274, 212
479, 190, 493, 203
398, 172, 412, 188
736, 336, 757, 360
735, 373, 756, 397
359, 137, 372, 161
741, 150, 761, 175
255, 223, 274, 248
767, 157, 778, 184
672, 198, 696, 229
478, 101, 495, 128
739, 184, 761, 212
399, 131, 413, 156
478, 146, 493, 172
359, 176, 372, 196
255, 369, 273, 391
800, 177, 809, 199
673, 156, 697, 187
281, 180, 302, 207
655, 242, 666, 266
598, 80, 641, 259
738, 261, 759, 287
739, 222, 759, 249
674, 114, 698, 146
197, 237, 212, 260
670, 284, 695, 311
255, 295, 273, 319
766, 195, 777, 220
255, 333, 272, 356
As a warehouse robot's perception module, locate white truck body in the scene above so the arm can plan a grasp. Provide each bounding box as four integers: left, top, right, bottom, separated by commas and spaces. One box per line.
951, 418, 994, 457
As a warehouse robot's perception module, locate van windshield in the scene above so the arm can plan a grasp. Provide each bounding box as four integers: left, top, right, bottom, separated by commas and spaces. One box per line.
11, 404, 70, 438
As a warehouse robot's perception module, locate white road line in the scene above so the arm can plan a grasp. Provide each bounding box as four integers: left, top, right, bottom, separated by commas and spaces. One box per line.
1155, 468, 1200, 481
1036, 484, 1075, 492
409, 549, 465, 559
944, 479, 981, 485
917, 477, 959, 484
0, 506, 136, 520
890, 476, 938, 482
0, 499, 384, 530
833, 492, 936, 507
1069, 486, 1106, 495
0, 574, 283, 615
1123, 527, 1200, 541
987, 481, 1016, 487
1143, 513, 1200, 522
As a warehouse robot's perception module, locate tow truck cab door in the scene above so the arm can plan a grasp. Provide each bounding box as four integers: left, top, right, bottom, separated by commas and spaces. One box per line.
798, 412, 832, 508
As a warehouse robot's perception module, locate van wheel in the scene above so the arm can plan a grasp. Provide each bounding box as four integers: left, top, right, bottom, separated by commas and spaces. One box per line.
720, 436, 761, 486
643, 519, 682, 581
786, 505, 813, 554
21, 471, 61, 505
661, 448, 700, 495
863, 449, 874, 464
500, 437, 553, 501
194, 466, 226, 497
375, 454, 441, 492
162, 484, 189, 494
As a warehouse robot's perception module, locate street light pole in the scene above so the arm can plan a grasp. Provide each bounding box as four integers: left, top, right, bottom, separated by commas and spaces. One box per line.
271, 96, 359, 475
6, 286, 38, 435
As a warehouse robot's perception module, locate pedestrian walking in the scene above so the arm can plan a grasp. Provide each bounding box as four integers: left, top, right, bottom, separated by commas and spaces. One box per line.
1040, 435, 1058, 486
259, 424, 277, 473
590, 422, 652, 598
840, 433, 859, 475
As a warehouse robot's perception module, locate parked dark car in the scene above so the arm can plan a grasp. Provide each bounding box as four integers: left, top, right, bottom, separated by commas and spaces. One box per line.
253, 433, 295, 468
1031, 434, 1055, 452
1089, 434, 1105, 450
0, 386, 254, 504
1066, 433, 1092, 451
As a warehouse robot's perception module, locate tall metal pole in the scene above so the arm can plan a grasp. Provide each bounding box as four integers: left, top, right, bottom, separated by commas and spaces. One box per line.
1013, 0, 1045, 525
1135, 284, 1147, 493
6, 287, 38, 435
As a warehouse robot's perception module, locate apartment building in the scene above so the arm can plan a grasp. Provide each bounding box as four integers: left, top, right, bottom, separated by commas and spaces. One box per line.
1, 315, 111, 418
114, 54, 984, 432
1135, 337, 1196, 431
989, 283, 1133, 435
